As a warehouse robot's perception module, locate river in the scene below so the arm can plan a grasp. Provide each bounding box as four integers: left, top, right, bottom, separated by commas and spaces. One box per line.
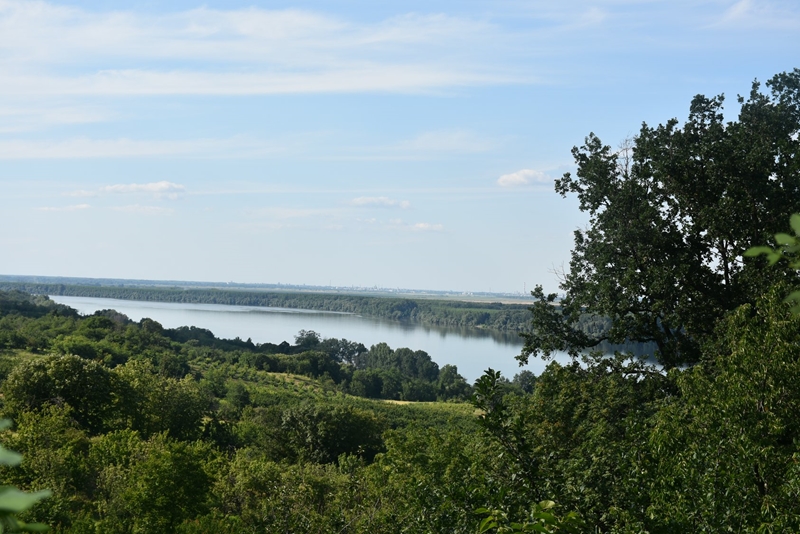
49, 295, 566, 382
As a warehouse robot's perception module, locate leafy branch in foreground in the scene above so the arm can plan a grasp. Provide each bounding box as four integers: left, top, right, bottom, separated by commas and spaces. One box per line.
745, 213, 800, 314
0, 420, 50, 533
476, 501, 585, 534
472, 369, 536, 486
471, 370, 586, 533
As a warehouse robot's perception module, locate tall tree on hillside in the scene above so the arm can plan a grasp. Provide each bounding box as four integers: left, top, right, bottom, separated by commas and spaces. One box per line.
521, 69, 800, 367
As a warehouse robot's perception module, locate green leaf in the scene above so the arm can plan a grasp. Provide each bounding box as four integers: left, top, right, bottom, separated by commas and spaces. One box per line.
0, 487, 52, 514
0, 420, 12, 431
790, 213, 800, 236
744, 246, 775, 257
17, 521, 50, 532
786, 291, 800, 316
538, 500, 556, 510
478, 516, 497, 533
532, 512, 556, 523
774, 233, 795, 246
0, 446, 23, 467
786, 290, 800, 302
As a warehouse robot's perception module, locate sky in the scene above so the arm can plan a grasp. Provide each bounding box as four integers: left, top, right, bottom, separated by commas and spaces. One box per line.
1, 0, 798, 294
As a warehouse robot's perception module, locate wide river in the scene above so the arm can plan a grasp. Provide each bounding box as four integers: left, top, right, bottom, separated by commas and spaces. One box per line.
49, 295, 566, 382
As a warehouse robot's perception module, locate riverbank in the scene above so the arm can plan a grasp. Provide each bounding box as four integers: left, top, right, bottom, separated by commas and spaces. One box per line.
0, 279, 533, 335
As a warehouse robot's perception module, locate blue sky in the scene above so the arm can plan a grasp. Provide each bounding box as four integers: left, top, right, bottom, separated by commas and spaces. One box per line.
1, 0, 798, 293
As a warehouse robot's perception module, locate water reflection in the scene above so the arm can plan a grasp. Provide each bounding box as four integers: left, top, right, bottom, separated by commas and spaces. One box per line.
50, 295, 541, 382
361, 319, 526, 345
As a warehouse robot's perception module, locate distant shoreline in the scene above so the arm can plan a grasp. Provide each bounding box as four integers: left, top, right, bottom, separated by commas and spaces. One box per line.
0, 274, 536, 305
0, 276, 534, 335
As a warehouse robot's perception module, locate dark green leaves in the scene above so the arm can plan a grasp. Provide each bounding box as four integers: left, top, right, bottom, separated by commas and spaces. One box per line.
530, 70, 800, 367
0, 420, 50, 533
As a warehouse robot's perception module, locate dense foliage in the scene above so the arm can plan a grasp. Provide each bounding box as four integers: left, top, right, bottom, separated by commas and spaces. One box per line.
0, 289, 505, 532
3, 71, 800, 533
4, 276, 800, 532
522, 69, 800, 367
476, 288, 800, 532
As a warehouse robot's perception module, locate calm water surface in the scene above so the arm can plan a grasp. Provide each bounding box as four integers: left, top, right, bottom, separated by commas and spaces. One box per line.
50, 295, 566, 382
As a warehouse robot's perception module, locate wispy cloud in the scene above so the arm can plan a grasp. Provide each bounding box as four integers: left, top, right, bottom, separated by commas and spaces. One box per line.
65, 190, 96, 198
0, 1, 793, 101
0, 3, 528, 97
389, 218, 444, 232
350, 196, 410, 209
412, 222, 444, 232
336, 130, 497, 161
67, 181, 186, 200
4, 69, 519, 97
36, 203, 90, 212
394, 130, 494, 154
0, 130, 492, 161
497, 168, 551, 187
249, 207, 342, 220
713, 0, 800, 29
100, 181, 185, 199
0, 136, 288, 159
235, 206, 348, 233
111, 204, 173, 214
0, 102, 110, 133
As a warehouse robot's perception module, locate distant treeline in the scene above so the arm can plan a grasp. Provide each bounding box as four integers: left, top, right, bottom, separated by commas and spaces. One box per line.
0, 282, 533, 334
0, 289, 479, 405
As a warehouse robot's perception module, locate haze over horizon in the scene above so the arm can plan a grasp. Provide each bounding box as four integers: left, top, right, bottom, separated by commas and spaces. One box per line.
2, 0, 798, 293
0, 273, 534, 297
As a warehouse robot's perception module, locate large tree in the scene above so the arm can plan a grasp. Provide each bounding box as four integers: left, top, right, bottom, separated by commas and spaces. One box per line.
521, 69, 800, 367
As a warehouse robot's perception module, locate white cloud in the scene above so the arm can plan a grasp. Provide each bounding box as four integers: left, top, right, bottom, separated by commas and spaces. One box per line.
0, 3, 528, 97
412, 222, 444, 232
350, 196, 410, 209
36, 203, 90, 212
111, 204, 173, 214
100, 181, 185, 198
497, 169, 551, 187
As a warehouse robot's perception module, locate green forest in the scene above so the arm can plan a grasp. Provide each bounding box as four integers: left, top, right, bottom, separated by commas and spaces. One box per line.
2, 69, 800, 533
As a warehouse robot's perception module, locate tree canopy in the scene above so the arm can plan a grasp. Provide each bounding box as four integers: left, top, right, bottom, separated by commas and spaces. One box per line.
521, 69, 800, 367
